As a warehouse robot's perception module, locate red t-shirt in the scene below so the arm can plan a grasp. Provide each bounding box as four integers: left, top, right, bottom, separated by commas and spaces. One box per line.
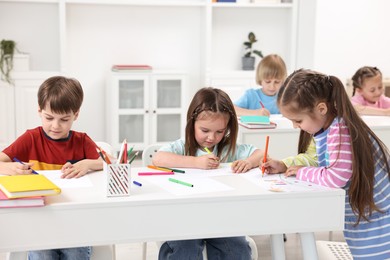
3, 127, 99, 170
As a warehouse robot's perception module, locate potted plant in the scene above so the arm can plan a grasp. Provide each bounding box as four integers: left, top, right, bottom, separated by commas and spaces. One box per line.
242, 32, 263, 70
0, 39, 16, 85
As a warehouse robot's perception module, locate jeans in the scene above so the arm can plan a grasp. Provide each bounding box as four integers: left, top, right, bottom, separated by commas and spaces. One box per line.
28, 247, 91, 260
159, 237, 251, 260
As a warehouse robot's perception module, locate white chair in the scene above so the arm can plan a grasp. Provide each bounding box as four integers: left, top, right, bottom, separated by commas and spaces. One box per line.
316, 240, 352, 260
142, 144, 258, 260
142, 143, 162, 166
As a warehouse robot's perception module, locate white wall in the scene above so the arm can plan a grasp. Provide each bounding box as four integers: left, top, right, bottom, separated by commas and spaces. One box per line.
311, 0, 390, 82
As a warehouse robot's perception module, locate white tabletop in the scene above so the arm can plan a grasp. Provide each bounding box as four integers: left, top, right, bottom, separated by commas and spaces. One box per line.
0, 166, 345, 259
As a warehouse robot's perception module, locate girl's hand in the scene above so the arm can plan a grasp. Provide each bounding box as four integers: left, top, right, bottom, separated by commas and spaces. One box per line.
261, 159, 287, 174
231, 160, 252, 173
196, 154, 220, 169
61, 161, 89, 179
284, 165, 303, 177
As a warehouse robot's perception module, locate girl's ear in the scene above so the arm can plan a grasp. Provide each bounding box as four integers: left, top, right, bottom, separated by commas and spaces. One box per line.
355, 88, 362, 94
316, 102, 328, 116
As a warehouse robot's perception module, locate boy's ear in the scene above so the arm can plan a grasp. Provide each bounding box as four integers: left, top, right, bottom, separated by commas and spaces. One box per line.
74, 110, 80, 120
316, 102, 328, 115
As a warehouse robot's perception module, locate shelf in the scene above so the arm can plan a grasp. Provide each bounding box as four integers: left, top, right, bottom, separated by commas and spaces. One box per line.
211, 3, 293, 8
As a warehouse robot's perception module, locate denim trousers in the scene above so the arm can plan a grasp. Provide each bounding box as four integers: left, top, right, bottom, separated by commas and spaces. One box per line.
158, 236, 251, 260
28, 247, 91, 260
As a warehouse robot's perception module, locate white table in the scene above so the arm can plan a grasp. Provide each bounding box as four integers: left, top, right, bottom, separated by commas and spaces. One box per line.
0, 167, 345, 260
239, 115, 390, 158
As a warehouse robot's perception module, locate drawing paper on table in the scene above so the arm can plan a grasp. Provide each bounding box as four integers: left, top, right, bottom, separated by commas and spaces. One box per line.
39, 170, 93, 189
144, 176, 233, 196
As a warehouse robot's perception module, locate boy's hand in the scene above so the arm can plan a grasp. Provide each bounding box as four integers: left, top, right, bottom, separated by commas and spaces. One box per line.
197, 154, 220, 169
231, 160, 252, 173
1, 162, 36, 175
261, 159, 287, 174
284, 166, 303, 177
61, 161, 89, 179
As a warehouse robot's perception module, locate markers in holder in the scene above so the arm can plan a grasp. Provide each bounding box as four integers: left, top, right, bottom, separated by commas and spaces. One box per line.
105, 163, 130, 197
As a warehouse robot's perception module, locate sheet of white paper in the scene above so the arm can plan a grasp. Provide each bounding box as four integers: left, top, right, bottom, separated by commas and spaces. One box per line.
171, 163, 235, 177
38, 170, 93, 189
242, 168, 319, 192
142, 175, 234, 196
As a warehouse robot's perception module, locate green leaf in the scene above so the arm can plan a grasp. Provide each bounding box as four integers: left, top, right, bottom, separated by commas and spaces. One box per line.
253, 50, 263, 58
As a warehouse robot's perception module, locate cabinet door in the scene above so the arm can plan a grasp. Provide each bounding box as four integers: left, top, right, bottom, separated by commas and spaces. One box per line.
110, 75, 150, 151
0, 83, 15, 150
14, 80, 42, 137
150, 75, 186, 144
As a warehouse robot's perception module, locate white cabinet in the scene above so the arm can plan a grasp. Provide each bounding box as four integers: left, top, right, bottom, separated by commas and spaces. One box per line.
107, 71, 187, 152
0, 72, 59, 150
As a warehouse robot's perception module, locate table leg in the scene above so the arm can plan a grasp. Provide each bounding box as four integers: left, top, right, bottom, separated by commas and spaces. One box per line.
270, 234, 286, 260
299, 232, 318, 260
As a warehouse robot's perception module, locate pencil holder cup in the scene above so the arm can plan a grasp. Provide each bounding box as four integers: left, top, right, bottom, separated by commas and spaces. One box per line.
104, 163, 130, 197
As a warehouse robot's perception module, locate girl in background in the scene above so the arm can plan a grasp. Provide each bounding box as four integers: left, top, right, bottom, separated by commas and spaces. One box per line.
154, 87, 264, 259
234, 54, 287, 116
276, 69, 390, 259
351, 66, 390, 115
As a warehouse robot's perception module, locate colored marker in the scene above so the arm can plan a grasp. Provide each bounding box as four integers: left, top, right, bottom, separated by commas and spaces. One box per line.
13, 157, 39, 174
204, 147, 219, 162
168, 178, 194, 187
156, 166, 185, 174
138, 171, 174, 176
259, 101, 265, 108
129, 151, 139, 164
133, 180, 142, 187
147, 165, 173, 172
261, 135, 270, 176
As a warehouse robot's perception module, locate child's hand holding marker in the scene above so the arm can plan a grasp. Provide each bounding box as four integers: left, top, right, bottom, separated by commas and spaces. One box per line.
261, 159, 286, 174
203, 147, 220, 169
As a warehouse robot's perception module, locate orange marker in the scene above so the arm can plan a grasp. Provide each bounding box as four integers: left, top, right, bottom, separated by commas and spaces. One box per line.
147, 165, 173, 172
261, 135, 270, 176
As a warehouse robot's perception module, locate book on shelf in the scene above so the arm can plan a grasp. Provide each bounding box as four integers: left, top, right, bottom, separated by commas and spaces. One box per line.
0, 189, 44, 208
111, 64, 152, 72
0, 174, 61, 199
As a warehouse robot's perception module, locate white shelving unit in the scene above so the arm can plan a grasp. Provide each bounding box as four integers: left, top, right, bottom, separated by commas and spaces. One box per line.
107, 71, 187, 152
0, 0, 299, 142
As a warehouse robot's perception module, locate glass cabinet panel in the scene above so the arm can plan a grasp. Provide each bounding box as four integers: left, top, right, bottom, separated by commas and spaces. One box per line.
156, 114, 181, 142
119, 115, 144, 143
119, 80, 144, 109
157, 80, 181, 108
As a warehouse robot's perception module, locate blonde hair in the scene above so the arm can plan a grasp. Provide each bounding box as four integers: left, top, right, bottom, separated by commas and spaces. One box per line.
256, 54, 287, 85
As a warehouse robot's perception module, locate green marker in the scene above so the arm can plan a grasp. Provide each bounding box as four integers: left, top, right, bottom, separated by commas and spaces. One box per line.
169, 178, 194, 187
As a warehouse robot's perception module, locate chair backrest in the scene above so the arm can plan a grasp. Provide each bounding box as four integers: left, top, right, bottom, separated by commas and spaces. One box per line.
142, 144, 162, 166
95, 141, 113, 155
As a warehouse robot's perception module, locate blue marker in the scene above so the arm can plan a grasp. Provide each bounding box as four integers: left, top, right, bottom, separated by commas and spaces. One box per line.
13, 157, 39, 174
133, 180, 142, 187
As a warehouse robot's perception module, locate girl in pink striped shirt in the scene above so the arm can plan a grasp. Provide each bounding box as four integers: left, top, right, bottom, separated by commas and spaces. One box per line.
275, 69, 390, 259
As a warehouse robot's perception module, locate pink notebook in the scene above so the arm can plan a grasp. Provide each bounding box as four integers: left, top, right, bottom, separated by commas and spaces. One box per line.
0, 189, 45, 208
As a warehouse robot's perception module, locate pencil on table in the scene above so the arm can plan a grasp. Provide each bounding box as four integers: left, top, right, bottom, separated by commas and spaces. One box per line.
261, 135, 270, 176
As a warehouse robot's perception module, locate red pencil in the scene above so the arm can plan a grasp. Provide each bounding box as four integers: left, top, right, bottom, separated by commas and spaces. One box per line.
261, 135, 270, 176
259, 101, 265, 108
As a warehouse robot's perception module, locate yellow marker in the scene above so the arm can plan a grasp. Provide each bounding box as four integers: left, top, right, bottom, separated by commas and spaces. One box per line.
204, 147, 212, 154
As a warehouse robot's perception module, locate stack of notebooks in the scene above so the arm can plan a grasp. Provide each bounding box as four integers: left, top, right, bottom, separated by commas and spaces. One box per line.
111, 64, 152, 72
238, 115, 277, 129
0, 174, 61, 208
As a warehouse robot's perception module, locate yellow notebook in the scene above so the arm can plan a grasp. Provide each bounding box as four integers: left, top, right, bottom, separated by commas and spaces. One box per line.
0, 174, 61, 199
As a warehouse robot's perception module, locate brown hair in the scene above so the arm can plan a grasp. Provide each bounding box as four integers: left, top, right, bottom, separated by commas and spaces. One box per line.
38, 76, 84, 114
351, 66, 382, 96
278, 69, 390, 224
185, 87, 238, 161
256, 54, 287, 85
